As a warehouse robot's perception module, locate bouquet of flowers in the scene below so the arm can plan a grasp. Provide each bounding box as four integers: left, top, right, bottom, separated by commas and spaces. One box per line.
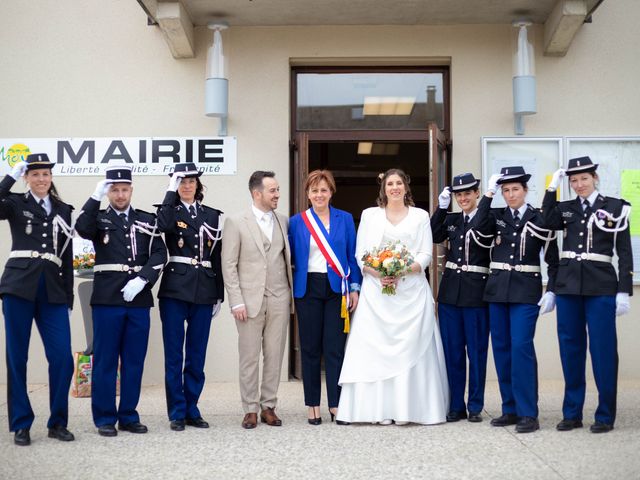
362, 240, 414, 295
73, 252, 95, 273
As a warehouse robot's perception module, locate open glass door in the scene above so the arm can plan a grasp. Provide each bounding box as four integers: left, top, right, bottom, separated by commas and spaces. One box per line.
290, 132, 309, 379
428, 123, 450, 298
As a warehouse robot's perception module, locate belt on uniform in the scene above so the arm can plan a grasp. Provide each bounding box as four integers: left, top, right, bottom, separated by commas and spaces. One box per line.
93, 264, 143, 273
168, 256, 212, 268
10, 250, 62, 268
560, 251, 613, 263
490, 262, 541, 273
445, 261, 490, 274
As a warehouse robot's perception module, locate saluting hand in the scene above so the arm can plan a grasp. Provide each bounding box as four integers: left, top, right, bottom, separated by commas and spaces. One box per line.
486, 173, 504, 196
438, 187, 451, 209
168, 172, 185, 192
10, 161, 27, 180
91, 179, 112, 201
548, 168, 566, 191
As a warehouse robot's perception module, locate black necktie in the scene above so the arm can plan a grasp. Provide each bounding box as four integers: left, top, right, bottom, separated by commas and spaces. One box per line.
464, 215, 470, 227
119, 212, 128, 228
38, 199, 47, 216
189, 205, 197, 218
583, 199, 592, 214
513, 210, 520, 224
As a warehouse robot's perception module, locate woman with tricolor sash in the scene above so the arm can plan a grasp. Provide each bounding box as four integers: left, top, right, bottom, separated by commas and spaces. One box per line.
288, 169, 361, 425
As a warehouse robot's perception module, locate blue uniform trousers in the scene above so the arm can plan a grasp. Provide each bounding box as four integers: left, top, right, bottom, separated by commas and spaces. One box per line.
159, 298, 214, 421
91, 305, 150, 427
556, 294, 617, 425
294, 273, 345, 408
438, 303, 489, 414
2, 277, 73, 431
489, 302, 540, 418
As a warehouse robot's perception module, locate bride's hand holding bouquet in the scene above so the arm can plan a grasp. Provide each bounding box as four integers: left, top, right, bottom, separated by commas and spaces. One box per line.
362, 241, 415, 295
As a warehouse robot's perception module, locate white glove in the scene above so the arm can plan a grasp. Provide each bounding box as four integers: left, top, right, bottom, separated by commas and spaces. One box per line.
616, 292, 630, 316
167, 172, 185, 192
212, 300, 222, 319
537, 291, 556, 315
121, 277, 148, 302
10, 161, 27, 180
91, 179, 112, 201
487, 173, 504, 195
548, 168, 566, 191
438, 187, 451, 209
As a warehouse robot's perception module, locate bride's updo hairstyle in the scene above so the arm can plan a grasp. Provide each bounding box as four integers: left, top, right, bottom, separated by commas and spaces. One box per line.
376, 168, 415, 207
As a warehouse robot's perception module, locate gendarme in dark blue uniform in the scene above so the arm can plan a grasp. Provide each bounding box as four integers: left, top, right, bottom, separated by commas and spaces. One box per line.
431, 173, 492, 423
0, 154, 75, 445
75, 165, 166, 437
475, 166, 559, 434
156, 163, 224, 430
542, 157, 633, 433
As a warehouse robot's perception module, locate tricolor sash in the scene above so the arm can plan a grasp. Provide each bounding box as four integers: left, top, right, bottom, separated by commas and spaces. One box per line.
301, 208, 351, 333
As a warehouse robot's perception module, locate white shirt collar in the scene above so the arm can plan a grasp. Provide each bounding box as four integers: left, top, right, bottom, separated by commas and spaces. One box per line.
113, 206, 131, 218
463, 207, 478, 221
580, 190, 599, 206
29, 191, 50, 206
510, 204, 527, 218
181, 200, 198, 210
252, 203, 272, 221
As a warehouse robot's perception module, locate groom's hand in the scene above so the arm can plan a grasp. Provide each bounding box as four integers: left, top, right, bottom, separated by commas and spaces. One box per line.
349, 291, 359, 312
232, 305, 248, 322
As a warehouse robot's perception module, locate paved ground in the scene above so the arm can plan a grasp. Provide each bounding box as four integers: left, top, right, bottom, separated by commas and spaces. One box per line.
1, 380, 639, 480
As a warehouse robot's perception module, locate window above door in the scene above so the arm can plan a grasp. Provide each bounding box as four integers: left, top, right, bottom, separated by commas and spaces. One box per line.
293, 67, 449, 135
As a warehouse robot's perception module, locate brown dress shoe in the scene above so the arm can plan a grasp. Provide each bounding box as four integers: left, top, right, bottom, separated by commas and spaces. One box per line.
260, 407, 282, 426
242, 413, 257, 429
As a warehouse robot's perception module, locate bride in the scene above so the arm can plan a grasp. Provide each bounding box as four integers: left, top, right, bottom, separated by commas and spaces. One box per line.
337, 169, 449, 425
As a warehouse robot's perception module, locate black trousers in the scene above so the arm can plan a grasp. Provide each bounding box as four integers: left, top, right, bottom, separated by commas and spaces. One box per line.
295, 273, 345, 408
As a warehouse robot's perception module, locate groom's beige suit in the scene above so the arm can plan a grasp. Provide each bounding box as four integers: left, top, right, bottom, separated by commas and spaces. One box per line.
221, 208, 293, 413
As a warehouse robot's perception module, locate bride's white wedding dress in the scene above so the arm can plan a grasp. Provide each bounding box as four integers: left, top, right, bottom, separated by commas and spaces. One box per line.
337, 206, 449, 424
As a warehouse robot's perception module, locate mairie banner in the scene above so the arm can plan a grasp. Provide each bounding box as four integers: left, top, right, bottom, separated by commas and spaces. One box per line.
0, 137, 237, 176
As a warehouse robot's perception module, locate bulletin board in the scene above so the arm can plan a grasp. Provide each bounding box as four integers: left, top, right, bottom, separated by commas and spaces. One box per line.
482, 137, 563, 208
566, 137, 640, 284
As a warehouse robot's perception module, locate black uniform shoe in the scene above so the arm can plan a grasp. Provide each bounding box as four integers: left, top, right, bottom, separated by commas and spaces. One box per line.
446, 411, 468, 422
516, 416, 540, 433
48, 425, 75, 441
170, 419, 186, 431
98, 425, 118, 437
468, 412, 483, 423
118, 422, 148, 434
590, 421, 614, 434
186, 417, 209, 429
490, 413, 519, 427
14, 429, 31, 446
556, 419, 583, 431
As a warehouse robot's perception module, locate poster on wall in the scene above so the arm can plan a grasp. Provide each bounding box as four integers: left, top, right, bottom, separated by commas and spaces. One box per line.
0, 137, 237, 176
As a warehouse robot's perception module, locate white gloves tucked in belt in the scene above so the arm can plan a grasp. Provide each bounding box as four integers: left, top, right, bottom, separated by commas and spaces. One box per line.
537, 291, 556, 315
121, 277, 148, 302
616, 292, 630, 316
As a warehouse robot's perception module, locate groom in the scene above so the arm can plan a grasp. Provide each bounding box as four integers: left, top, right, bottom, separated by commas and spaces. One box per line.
221, 171, 293, 429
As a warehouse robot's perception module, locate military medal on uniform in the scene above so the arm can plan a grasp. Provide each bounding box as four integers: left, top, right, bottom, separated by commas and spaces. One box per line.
178, 236, 184, 248
103, 231, 110, 244
25, 220, 32, 235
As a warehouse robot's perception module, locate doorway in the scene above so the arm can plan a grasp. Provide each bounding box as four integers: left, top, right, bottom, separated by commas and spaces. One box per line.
289, 66, 451, 379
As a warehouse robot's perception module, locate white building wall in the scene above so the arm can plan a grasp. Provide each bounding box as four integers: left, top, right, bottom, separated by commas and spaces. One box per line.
0, 0, 638, 384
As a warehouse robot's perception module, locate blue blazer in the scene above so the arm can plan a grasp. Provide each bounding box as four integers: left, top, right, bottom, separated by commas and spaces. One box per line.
289, 207, 362, 299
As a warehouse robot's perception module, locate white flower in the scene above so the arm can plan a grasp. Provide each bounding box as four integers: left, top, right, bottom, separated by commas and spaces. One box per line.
382, 258, 394, 269
398, 259, 405, 268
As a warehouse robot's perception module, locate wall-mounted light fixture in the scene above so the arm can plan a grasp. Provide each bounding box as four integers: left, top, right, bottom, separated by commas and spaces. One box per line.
512, 20, 536, 135
205, 21, 228, 135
